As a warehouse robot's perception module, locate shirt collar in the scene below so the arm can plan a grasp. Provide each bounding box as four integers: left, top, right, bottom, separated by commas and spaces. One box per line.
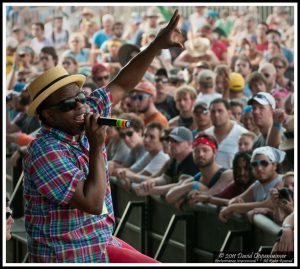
42, 124, 85, 145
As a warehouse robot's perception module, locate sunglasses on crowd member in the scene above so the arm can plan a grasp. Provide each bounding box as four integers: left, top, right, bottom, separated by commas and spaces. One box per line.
120, 130, 134, 139
250, 159, 272, 168
94, 75, 109, 82
274, 65, 285, 69
154, 77, 168, 84
48, 91, 86, 112
194, 109, 208, 116
130, 93, 151, 101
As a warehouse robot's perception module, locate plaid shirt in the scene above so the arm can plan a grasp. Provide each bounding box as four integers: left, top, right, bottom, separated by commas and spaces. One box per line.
23, 87, 117, 263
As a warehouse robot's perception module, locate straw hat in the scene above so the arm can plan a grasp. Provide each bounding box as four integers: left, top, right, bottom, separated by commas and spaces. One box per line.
81, 7, 94, 17
27, 66, 86, 116
184, 37, 210, 57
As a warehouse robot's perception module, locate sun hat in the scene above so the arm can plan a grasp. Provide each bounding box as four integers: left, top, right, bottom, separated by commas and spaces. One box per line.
229, 72, 245, 91
81, 7, 94, 16
248, 92, 276, 110
27, 66, 86, 116
184, 37, 210, 57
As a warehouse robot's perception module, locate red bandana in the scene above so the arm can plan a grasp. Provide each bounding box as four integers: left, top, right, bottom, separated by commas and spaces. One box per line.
193, 137, 217, 153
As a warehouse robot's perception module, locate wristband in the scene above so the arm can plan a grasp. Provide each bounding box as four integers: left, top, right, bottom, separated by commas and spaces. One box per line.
282, 224, 294, 231
193, 171, 202, 181
193, 181, 200, 190
140, 175, 145, 183
273, 122, 282, 130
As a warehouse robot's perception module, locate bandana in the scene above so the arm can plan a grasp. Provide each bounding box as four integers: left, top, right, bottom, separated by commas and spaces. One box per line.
193, 137, 217, 153
251, 146, 286, 163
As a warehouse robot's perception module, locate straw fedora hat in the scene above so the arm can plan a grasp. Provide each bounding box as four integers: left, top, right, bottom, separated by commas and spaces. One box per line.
184, 37, 210, 57
27, 66, 86, 116
81, 7, 94, 16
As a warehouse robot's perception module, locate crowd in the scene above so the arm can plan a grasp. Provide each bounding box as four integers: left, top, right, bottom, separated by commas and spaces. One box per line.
5, 5, 294, 262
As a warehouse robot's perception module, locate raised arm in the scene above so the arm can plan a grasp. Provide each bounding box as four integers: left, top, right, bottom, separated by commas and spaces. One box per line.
107, 10, 183, 105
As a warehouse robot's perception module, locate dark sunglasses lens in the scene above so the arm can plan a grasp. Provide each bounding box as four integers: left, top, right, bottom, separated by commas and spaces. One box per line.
261, 160, 269, 167
120, 131, 133, 138
251, 161, 258, 168
59, 92, 86, 112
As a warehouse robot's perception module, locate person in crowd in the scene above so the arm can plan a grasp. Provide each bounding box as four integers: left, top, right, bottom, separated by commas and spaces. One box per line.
109, 113, 147, 176
215, 9, 234, 37
6, 198, 14, 241
195, 69, 222, 105
91, 13, 115, 62
165, 134, 233, 207
130, 80, 169, 128
214, 64, 230, 95
61, 32, 92, 67
39, 46, 58, 72
169, 85, 197, 130
188, 151, 255, 207
135, 127, 199, 197
189, 60, 211, 89
49, 14, 69, 55
269, 55, 294, 92
116, 122, 170, 189
272, 88, 291, 110
255, 22, 269, 52
106, 108, 131, 175
11, 24, 31, 48
229, 100, 244, 123
91, 63, 110, 88
240, 35, 263, 71
238, 132, 257, 152
204, 98, 248, 168
61, 55, 78, 75
22, 10, 183, 263
247, 71, 269, 96
81, 19, 97, 49
247, 92, 283, 150
30, 22, 53, 57
122, 12, 144, 47
192, 101, 211, 138
271, 212, 294, 254
227, 72, 248, 106
187, 6, 207, 39
153, 68, 179, 121
7, 46, 37, 90
218, 146, 285, 223
233, 55, 253, 97
174, 36, 219, 73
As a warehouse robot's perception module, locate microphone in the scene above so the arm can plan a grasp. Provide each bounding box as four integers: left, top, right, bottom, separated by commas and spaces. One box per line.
97, 117, 131, 128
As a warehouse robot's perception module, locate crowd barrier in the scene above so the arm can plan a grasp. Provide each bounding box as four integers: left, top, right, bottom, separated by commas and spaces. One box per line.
7, 175, 283, 263
110, 177, 283, 263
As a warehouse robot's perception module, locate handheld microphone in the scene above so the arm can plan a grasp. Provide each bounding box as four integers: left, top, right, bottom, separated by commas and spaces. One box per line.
97, 117, 131, 128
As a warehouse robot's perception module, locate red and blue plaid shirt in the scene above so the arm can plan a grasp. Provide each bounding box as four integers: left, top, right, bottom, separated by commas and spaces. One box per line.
23, 87, 118, 262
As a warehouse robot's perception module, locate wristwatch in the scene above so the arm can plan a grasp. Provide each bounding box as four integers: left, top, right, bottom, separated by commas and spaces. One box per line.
282, 224, 294, 231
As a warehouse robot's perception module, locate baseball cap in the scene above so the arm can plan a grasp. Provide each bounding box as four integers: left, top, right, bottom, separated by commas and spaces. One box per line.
133, 80, 156, 97
168, 127, 193, 142
193, 101, 209, 113
248, 92, 276, 109
92, 63, 108, 75
197, 69, 215, 87
229, 72, 245, 91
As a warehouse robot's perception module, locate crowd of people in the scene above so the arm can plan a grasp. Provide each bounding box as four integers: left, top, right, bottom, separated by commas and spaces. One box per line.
5, 5, 294, 263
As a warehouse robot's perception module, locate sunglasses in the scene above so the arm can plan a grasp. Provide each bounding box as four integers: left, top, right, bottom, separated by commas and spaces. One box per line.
62, 61, 71, 65
48, 91, 86, 112
194, 109, 208, 116
154, 78, 168, 84
94, 75, 109, 82
274, 65, 285, 69
130, 93, 151, 101
250, 159, 272, 168
120, 130, 134, 139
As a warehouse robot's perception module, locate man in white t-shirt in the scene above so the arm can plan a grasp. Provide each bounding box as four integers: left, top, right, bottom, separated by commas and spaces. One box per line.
30, 22, 53, 56
204, 98, 248, 168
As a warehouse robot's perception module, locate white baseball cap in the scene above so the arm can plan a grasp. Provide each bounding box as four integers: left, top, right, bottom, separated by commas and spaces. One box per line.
248, 92, 276, 109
